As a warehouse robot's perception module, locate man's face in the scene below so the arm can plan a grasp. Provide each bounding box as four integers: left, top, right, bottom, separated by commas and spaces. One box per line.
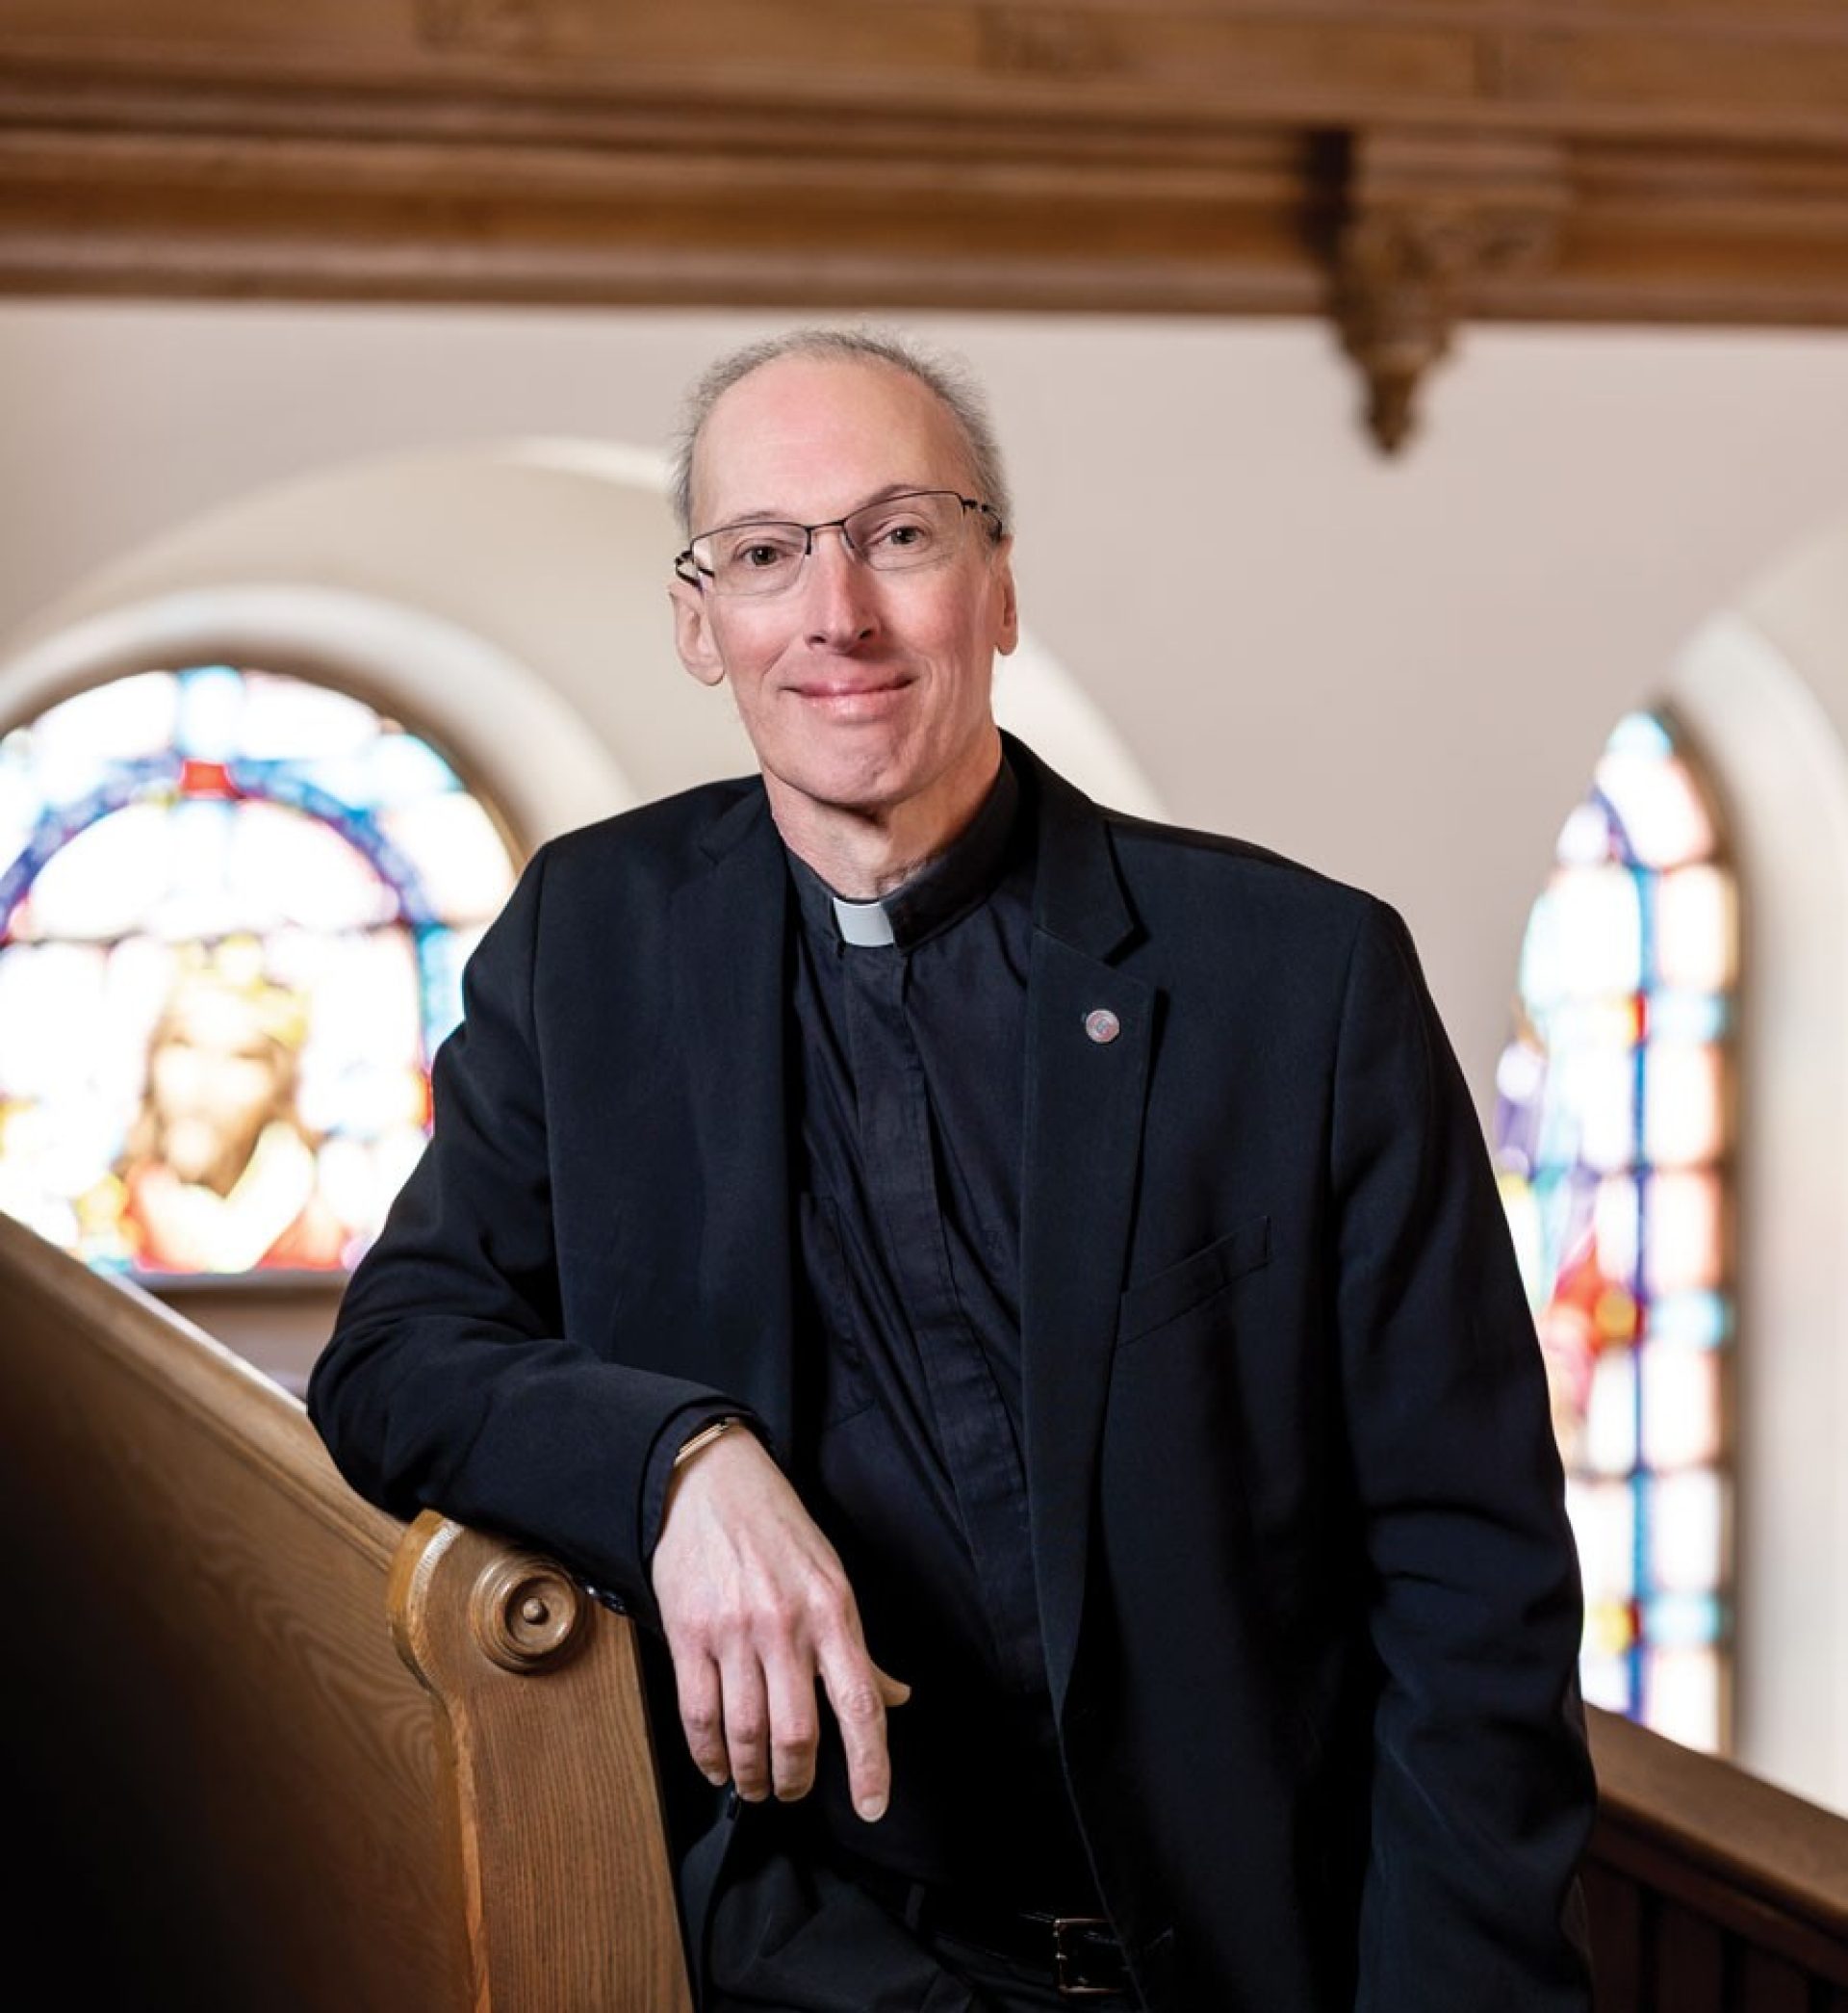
670, 355, 1018, 841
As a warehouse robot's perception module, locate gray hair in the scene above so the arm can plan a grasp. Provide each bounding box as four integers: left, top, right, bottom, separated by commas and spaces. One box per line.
670, 325, 1013, 539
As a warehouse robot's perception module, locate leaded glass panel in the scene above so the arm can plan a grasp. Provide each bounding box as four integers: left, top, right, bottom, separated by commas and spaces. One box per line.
0, 665, 519, 1279
1494, 710, 1733, 1752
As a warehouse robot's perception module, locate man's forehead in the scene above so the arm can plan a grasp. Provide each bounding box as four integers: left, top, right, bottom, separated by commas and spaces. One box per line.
691, 354, 969, 522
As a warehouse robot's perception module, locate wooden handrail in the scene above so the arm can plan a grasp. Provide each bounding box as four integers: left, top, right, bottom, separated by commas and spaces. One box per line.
1587, 1707, 1848, 2006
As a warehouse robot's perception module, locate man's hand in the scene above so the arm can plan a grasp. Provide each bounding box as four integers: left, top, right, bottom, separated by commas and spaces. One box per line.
651, 1427, 910, 1819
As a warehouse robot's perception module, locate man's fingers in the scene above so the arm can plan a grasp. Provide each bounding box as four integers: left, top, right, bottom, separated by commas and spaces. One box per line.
818, 1641, 907, 1822
675, 1652, 729, 1787
720, 1651, 773, 1801
763, 1655, 823, 1802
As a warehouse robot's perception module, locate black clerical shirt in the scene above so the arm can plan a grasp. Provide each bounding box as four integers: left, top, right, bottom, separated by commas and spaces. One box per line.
782, 761, 1097, 1911
645, 761, 1099, 1915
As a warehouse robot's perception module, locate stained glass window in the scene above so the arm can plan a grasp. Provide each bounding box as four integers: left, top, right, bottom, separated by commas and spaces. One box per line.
0, 666, 519, 1279
1494, 710, 1734, 1753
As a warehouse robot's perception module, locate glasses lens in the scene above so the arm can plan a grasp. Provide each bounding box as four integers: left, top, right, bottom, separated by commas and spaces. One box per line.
845, 492, 963, 573
694, 523, 809, 597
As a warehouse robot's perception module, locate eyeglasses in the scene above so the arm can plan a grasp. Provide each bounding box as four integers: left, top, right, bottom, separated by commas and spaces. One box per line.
674, 490, 1004, 597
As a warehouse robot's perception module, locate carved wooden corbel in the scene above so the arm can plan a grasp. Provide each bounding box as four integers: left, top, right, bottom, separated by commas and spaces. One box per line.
1333, 131, 1569, 454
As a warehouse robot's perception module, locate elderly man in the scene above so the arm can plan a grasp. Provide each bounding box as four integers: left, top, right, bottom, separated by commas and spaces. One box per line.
310, 328, 1594, 2012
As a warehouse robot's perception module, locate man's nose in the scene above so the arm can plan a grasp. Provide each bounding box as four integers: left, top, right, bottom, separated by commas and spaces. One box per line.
801, 527, 879, 646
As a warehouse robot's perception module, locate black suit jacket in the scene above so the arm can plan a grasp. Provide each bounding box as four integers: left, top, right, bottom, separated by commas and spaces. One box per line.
310, 737, 1593, 2012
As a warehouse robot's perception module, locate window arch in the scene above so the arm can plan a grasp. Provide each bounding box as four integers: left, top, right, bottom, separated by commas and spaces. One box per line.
1493, 710, 1735, 1753
0, 663, 520, 1279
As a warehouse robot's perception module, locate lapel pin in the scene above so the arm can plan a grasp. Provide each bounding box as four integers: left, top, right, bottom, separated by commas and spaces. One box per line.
1084, 1007, 1121, 1045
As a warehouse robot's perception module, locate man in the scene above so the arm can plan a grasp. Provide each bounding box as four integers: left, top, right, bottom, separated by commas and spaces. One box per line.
310, 328, 1594, 2011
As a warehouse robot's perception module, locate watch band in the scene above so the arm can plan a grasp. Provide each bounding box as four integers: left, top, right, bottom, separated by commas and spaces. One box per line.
673, 1414, 743, 1469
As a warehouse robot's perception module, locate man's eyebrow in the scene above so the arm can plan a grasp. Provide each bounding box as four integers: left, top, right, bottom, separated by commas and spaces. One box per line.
705, 483, 944, 531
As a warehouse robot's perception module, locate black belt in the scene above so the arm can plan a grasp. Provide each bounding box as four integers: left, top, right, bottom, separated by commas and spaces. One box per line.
845, 1858, 1132, 2000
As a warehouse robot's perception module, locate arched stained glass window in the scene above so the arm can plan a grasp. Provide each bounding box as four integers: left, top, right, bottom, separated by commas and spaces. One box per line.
1493, 710, 1734, 1754
0, 665, 520, 1279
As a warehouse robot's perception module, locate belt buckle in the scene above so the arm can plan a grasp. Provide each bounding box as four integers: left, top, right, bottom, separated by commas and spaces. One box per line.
1051, 1914, 1120, 1999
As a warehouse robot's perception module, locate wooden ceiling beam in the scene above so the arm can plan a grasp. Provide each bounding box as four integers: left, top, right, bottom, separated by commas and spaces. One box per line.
4, 2, 1847, 447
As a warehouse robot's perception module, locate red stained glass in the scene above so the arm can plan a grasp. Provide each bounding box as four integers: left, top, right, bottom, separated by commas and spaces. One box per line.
179, 759, 238, 799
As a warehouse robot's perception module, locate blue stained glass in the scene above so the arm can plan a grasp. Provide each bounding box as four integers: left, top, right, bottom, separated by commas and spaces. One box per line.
416, 923, 476, 1064
1647, 1291, 1730, 1350
1648, 991, 1729, 1043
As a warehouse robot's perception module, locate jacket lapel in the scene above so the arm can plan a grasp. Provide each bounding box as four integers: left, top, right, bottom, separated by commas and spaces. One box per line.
1017, 753, 1153, 1718
669, 787, 799, 1457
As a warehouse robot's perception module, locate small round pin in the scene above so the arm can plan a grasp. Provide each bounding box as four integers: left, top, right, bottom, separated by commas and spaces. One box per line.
1084, 1007, 1121, 1045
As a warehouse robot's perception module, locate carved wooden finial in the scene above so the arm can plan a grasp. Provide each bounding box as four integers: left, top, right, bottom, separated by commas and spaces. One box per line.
470, 1553, 585, 1672
1334, 132, 1567, 455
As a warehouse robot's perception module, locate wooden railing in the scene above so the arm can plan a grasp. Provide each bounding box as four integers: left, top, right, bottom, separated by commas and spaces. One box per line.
1587, 1709, 1848, 2011
0, 1211, 691, 2012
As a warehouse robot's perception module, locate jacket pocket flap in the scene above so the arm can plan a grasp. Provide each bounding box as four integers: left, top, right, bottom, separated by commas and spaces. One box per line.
1117, 1214, 1271, 1344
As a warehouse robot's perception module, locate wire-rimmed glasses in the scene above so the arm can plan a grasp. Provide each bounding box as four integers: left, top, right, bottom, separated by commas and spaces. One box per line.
674, 490, 1004, 597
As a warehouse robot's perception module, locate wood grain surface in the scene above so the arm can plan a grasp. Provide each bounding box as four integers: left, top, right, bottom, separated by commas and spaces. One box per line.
2, 0, 1846, 353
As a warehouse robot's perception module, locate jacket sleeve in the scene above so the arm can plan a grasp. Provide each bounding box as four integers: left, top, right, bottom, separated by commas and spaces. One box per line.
306, 845, 755, 1618
1329, 898, 1594, 2012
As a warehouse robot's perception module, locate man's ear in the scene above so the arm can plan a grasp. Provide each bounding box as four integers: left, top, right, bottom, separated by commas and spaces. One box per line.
669, 580, 726, 688
992, 540, 1020, 658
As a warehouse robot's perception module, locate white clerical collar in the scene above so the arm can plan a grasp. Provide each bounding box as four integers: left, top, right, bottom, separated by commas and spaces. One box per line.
831, 894, 897, 947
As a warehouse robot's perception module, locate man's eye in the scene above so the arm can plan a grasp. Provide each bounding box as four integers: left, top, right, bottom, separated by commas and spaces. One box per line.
725, 534, 801, 571
863, 516, 934, 553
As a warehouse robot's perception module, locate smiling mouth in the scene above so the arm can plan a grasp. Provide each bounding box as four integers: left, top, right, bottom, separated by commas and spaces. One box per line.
790, 675, 912, 707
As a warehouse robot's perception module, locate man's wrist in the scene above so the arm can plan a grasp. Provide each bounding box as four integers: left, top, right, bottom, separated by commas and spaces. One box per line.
640, 1403, 757, 1576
